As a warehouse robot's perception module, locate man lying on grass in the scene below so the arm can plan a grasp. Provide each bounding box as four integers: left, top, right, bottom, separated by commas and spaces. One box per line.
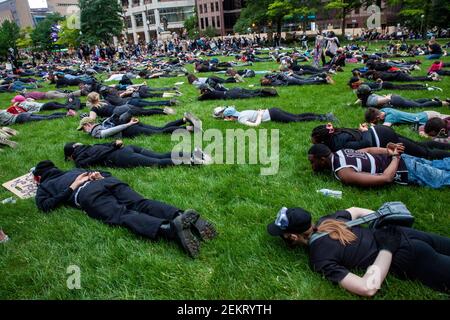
213, 106, 336, 127
64, 140, 212, 168
365, 107, 450, 127
307, 143, 450, 189
267, 206, 450, 296
77, 112, 202, 139
32, 160, 217, 258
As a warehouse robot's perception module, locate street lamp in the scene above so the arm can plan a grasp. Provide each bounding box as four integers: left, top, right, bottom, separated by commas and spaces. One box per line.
420, 14, 425, 39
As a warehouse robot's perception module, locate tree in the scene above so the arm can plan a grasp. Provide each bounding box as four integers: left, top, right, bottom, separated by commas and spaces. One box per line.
184, 13, 199, 39
234, 0, 317, 35
79, 0, 124, 44
234, 0, 272, 34
55, 20, 81, 48
389, 0, 450, 36
31, 13, 64, 51
17, 27, 34, 49
325, 0, 363, 36
0, 20, 20, 59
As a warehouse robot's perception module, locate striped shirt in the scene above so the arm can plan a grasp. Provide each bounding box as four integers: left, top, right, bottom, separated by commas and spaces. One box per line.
332, 149, 409, 184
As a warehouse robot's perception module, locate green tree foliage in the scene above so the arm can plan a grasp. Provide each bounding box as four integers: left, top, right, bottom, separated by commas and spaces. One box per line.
55, 20, 81, 48
234, 0, 317, 35
0, 20, 20, 59
324, 0, 363, 36
184, 13, 199, 38
389, 0, 450, 34
17, 27, 34, 49
31, 13, 64, 51
79, 0, 124, 44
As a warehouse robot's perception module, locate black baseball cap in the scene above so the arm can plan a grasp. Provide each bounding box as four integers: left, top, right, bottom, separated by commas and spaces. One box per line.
267, 207, 312, 236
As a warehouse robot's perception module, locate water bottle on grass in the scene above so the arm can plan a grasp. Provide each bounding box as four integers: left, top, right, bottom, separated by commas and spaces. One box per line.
317, 189, 342, 199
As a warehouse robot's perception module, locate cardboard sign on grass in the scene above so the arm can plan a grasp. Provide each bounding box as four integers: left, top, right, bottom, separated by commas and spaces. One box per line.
2, 173, 37, 199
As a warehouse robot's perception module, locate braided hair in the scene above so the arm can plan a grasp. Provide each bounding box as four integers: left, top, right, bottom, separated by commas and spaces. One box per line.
311, 125, 363, 147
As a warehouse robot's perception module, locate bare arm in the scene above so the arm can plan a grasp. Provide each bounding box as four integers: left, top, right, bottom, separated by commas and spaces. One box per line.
339, 250, 393, 297
337, 157, 400, 187
345, 207, 375, 220
243, 110, 264, 127
89, 111, 97, 120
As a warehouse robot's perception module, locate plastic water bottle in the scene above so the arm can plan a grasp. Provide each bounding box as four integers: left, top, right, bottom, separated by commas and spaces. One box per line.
1, 197, 16, 204
317, 189, 342, 199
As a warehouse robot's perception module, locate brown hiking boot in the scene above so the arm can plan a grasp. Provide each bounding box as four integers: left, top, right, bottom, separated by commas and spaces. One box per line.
0, 137, 18, 149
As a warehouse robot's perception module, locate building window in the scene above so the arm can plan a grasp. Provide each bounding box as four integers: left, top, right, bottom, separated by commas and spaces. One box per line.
211, 3, 214, 12
125, 16, 132, 28
216, 2, 219, 12
212, 16, 215, 28
216, 16, 220, 28
134, 13, 143, 27
200, 17, 204, 29
132, 0, 139, 6
205, 17, 209, 27
146, 10, 155, 25
199, 4, 203, 14
204, 4, 207, 13
159, 6, 194, 23
355, 8, 360, 14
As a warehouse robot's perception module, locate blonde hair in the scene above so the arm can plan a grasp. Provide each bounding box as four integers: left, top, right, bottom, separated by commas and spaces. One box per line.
87, 92, 104, 108
316, 220, 357, 246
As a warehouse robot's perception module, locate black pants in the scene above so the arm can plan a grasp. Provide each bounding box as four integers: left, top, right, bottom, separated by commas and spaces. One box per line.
268, 108, 324, 123
122, 119, 186, 138
128, 105, 166, 117
381, 82, 427, 90
106, 146, 174, 167
15, 112, 66, 123
128, 98, 171, 107
395, 73, 430, 82
393, 228, 450, 293
372, 125, 450, 159
226, 88, 278, 99
41, 102, 70, 111
285, 75, 327, 86
78, 178, 180, 239
207, 76, 236, 86
390, 95, 442, 109
138, 91, 164, 98
436, 70, 450, 76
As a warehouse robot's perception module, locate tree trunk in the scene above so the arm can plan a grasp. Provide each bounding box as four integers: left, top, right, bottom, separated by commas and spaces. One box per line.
341, 8, 346, 37
277, 19, 282, 36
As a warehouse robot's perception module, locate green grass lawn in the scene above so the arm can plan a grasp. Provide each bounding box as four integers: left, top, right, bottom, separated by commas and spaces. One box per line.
0, 45, 449, 299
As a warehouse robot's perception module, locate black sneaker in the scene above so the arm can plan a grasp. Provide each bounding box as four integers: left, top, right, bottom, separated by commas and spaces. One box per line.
172, 210, 201, 258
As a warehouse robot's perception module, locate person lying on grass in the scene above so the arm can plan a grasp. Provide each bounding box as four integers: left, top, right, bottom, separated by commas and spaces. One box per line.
307, 143, 450, 189
197, 86, 278, 101
260, 72, 335, 86
355, 84, 449, 109
364, 107, 450, 127
419, 117, 450, 144
0, 106, 76, 126
311, 123, 450, 160
86, 92, 176, 120
32, 160, 217, 258
267, 206, 450, 297
64, 140, 212, 168
348, 70, 442, 91
213, 106, 336, 127
77, 113, 201, 139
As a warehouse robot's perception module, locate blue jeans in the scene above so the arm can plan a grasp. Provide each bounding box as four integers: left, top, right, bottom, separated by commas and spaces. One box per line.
427, 54, 442, 60
402, 154, 450, 188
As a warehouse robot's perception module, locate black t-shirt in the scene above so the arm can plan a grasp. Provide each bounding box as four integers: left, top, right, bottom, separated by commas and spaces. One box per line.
429, 43, 442, 54
309, 210, 379, 283
91, 103, 116, 118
